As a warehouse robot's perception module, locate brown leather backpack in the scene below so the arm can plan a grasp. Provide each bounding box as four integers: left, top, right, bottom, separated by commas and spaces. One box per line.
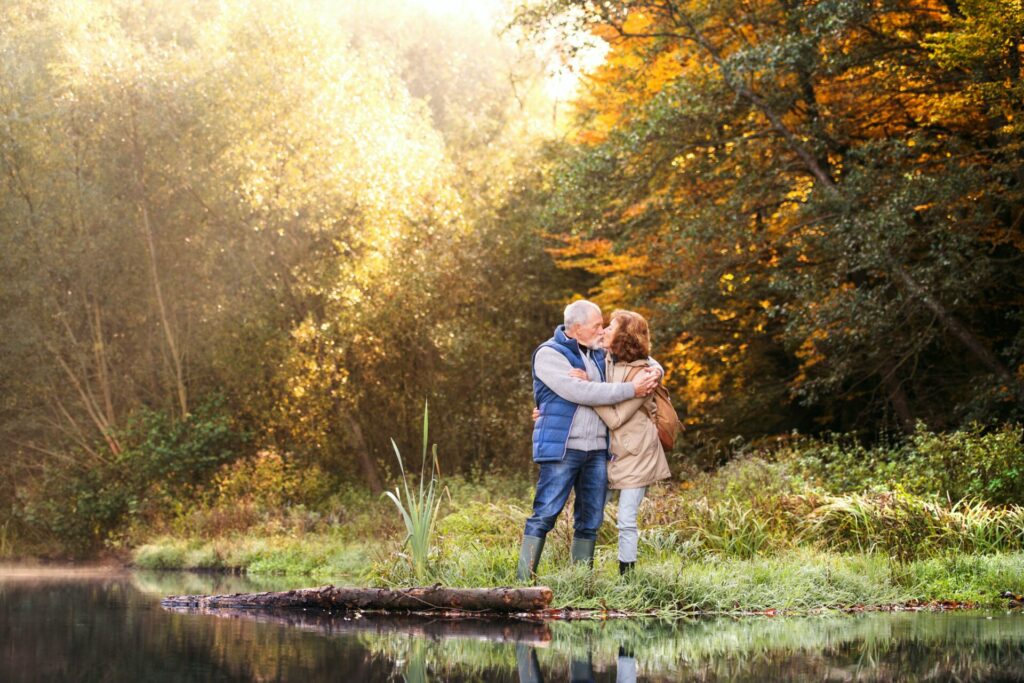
650, 384, 682, 450
625, 366, 682, 450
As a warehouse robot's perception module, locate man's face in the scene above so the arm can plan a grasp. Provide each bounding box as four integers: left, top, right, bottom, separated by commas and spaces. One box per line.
570, 310, 605, 348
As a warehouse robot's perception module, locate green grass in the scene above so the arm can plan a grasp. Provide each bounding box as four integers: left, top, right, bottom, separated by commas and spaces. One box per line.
130, 532, 1024, 614
133, 534, 370, 581
126, 449, 1024, 614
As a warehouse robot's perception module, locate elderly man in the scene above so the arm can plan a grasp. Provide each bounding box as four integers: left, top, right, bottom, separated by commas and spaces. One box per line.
517, 300, 660, 581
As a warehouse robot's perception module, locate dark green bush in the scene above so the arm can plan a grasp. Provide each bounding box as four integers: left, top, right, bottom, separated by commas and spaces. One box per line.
790, 424, 1024, 505
17, 396, 248, 555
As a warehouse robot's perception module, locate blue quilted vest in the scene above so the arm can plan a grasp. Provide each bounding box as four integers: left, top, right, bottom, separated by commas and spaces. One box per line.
531, 325, 608, 462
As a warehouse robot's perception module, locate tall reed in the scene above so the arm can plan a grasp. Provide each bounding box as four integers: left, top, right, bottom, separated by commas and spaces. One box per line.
383, 401, 444, 582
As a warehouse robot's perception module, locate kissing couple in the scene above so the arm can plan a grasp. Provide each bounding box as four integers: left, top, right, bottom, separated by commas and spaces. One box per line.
518, 299, 672, 581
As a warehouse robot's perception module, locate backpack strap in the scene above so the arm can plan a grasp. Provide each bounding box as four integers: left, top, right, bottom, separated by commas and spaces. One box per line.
622, 364, 657, 419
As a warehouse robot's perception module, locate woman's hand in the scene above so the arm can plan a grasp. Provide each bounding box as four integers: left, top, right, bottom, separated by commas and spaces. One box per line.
532, 407, 541, 422
631, 368, 660, 396
568, 368, 589, 381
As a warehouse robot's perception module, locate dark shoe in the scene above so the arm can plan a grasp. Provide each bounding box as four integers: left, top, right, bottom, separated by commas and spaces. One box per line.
570, 537, 596, 566
619, 561, 635, 576
516, 535, 546, 582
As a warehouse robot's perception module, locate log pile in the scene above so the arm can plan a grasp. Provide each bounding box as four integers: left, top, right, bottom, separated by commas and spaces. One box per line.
160, 585, 553, 614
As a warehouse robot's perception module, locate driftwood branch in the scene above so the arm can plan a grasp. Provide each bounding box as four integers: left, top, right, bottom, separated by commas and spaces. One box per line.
160, 585, 554, 614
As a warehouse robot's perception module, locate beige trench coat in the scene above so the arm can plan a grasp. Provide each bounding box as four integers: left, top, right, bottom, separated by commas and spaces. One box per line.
595, 358, 672, 490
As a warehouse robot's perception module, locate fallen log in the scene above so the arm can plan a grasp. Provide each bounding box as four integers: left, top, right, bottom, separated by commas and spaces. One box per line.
160, 585, 553, 614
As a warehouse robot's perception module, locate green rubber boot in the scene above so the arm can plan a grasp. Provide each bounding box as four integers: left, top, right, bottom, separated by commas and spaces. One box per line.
570, 537, 596, 567
516, 535, 546, 582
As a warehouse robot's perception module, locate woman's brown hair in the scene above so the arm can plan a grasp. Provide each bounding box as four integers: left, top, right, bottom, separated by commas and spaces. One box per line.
608, 310, 650, 363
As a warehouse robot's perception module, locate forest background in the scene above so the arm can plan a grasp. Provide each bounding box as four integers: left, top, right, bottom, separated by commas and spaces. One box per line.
1, 0, 1023, 561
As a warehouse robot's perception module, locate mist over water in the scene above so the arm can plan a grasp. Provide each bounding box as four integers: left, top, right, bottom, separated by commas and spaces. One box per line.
3, 569, 1024, 682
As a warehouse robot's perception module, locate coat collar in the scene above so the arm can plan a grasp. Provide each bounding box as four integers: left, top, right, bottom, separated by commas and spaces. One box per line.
553, 325, 577, 350
553, 325, 606, 360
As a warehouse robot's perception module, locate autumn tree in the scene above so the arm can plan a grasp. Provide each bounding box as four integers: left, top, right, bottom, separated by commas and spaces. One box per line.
518, 0, 1024, 443
0, 0, 570, 549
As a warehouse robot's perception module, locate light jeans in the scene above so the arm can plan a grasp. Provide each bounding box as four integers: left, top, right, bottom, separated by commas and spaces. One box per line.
617, 652, 637, 683
616, 487, 646, 562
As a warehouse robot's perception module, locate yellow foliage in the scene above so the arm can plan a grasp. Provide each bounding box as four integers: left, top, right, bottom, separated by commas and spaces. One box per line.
212, 450, 330, 510
573, 10, 689, 142
547, 235, 649, 276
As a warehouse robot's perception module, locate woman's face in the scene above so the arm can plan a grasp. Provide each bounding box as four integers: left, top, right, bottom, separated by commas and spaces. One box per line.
602, 318, 620, 350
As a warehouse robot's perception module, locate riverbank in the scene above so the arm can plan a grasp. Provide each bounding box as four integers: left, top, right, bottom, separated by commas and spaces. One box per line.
131, 529, 1024, 614
123, 450, 1024, 615
5, 428, 1016, 616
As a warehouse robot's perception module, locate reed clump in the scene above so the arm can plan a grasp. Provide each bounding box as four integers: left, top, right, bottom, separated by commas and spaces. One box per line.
382, 401, 446, 583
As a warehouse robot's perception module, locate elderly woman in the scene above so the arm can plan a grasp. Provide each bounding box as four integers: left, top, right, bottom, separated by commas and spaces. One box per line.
569, 309, 671, 574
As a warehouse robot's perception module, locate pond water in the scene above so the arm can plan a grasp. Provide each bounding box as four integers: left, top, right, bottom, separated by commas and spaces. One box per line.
3, 567, 1024, 682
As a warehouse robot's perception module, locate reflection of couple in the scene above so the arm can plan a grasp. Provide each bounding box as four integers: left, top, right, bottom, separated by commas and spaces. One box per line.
517, 642, 638, 683
517, 300, 671, 581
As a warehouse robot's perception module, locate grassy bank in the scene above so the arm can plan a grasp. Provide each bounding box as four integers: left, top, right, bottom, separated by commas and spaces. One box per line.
128, 429, 1024, 613
133, 528, 1024, 612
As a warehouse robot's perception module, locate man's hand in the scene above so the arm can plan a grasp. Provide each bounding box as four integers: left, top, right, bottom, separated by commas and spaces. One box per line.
631, 368, 660, 397
568, 368, 588, 381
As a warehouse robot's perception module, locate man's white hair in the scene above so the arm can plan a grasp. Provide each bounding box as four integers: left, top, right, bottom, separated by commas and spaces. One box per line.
564, 299, 602, 330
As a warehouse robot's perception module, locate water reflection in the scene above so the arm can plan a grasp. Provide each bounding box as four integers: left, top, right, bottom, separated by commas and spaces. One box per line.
3, 568, 1024, 682
509, 614, 1024, 682
131, 568, 315, 597
516, 644, 607, 683
164, 603, 553, 645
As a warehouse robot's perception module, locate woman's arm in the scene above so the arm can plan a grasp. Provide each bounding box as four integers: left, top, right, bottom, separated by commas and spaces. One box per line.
583, 365, 649, 429
593, 395, 647, 430
569, 364, 653, 429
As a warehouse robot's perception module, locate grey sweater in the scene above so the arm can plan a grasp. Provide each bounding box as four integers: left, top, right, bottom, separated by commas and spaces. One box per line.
534, 346, 636, 451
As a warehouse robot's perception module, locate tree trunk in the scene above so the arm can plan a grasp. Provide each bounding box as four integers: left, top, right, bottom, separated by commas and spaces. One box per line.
89, 297, 116, 427
160, 585, 554, 613
45, 340, 121, 456
130, 105, 188, 419
879, 364, 915, 435
888, 265, 1019, 390
343, 413, 384, 494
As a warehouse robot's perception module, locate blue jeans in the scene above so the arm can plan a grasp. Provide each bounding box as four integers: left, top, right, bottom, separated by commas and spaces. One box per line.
523, 449, 609, 541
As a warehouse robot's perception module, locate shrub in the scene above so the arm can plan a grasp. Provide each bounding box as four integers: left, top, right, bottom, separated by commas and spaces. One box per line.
208, 450, 332, 510
16, 396, 248, 555
790, 424, 1024, 505
913, 425, 1024, 505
